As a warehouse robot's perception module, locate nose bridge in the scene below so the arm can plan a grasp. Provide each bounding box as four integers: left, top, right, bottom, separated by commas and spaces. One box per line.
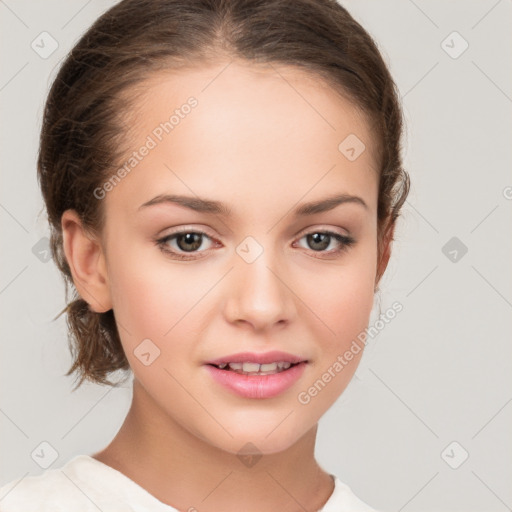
225, 235, 294, 329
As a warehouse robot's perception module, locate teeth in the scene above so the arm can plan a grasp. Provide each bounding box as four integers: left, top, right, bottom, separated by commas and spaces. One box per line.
242, 362, 261, 373
216, 361, 296, 375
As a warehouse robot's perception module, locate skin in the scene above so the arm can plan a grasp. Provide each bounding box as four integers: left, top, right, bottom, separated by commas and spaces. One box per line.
61, 59, 393, 512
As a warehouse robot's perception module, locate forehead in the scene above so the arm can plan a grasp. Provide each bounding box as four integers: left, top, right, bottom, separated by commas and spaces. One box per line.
107, 60, 379, 219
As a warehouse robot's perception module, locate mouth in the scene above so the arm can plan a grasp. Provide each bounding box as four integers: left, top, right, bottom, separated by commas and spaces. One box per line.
204, 360, 308, 399
205, 350, 307, 368
206, 361, 303, 376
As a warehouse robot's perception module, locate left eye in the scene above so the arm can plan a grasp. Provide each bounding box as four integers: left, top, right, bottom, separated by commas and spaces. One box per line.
295, 231, 355, 255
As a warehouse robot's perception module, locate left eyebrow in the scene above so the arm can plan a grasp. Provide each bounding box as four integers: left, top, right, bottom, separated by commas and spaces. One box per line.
137, 192, 368, 217
294, 193, 368, 215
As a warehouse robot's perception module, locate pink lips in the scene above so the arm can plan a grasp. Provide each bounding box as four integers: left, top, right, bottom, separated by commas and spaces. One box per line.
203, 351, 308, 399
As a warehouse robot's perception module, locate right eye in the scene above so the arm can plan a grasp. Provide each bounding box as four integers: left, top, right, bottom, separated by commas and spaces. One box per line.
156, 230, 218, 260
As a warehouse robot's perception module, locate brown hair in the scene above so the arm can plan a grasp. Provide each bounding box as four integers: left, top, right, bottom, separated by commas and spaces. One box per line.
38, 0, 410, 390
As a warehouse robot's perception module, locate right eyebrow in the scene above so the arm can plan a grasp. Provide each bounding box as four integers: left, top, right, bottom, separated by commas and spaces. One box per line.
138, 194, 232, 216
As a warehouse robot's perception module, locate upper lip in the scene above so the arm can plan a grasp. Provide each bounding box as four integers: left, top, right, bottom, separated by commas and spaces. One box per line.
205, 351, 308, 366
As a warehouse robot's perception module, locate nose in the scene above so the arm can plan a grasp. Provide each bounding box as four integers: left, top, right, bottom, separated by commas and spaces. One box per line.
223, 245, 296, 332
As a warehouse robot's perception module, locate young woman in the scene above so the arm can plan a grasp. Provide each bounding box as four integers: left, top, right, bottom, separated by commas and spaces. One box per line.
0, 0, 409, 510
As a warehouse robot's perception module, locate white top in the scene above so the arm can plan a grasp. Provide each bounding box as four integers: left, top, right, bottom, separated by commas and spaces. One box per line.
0, 454, 379, 511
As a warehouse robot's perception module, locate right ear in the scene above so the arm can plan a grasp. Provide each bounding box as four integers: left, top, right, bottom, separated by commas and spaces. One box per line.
61, 209, 113, 313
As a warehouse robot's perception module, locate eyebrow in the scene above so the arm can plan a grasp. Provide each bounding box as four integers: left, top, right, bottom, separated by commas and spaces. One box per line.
138, 193, 368, 216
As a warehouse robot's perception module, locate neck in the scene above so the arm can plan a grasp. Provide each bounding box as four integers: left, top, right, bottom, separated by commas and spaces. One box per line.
92, 378, 334, 512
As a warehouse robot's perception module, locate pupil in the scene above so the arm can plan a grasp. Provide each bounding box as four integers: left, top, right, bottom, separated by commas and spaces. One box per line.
177, 233, 202, 252
308, 233, 329, 251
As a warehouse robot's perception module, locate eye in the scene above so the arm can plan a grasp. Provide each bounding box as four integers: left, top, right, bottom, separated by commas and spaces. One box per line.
156, 230, 216, 260
156, 228, 356, 261
294, 230, 356, 258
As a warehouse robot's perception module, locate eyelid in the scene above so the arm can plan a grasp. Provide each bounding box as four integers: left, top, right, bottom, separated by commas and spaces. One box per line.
156, 226, 219, 247
295, 224, 351, 239
158, 224, 217, 237
158, 224, 350, 243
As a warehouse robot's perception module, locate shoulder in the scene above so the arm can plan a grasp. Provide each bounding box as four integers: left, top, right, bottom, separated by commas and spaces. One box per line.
320, 474, 381, 512
0, 455, 109, 512
0, 454, 178, 512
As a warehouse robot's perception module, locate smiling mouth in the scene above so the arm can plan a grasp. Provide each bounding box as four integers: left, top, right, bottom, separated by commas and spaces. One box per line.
204, 361, 308, 399
207, 361, 302, 376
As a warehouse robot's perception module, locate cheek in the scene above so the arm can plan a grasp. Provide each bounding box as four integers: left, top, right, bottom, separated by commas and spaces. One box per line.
293, 260, 376, 420
106, 244, 215, 355
106, 233, 174, 318
307, 248, 377, 338
107, 262, 200, 393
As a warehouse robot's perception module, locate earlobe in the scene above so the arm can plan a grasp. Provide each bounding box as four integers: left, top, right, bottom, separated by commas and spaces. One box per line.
375, 221, 395, 290
61, 209, 112, 313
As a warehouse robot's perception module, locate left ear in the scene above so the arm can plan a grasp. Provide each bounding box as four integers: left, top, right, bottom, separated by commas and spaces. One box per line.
375, 220, 395, 290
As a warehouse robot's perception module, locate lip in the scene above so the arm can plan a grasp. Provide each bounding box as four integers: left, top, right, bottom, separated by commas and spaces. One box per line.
204, 361, 307, 399
205, 350, 307, 366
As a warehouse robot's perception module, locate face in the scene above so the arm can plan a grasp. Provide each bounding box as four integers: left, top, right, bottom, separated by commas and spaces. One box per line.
94, 60, 381, 455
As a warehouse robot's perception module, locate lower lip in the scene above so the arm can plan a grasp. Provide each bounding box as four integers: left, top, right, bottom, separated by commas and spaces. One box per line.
204, 362, 307, 399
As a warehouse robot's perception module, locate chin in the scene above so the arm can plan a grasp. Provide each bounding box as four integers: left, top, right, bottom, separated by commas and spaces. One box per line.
197, 420, 315, 458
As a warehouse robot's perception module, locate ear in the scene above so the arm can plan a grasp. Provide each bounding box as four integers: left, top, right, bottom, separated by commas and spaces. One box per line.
375, 221, 395, 290
61, 209, 112, 313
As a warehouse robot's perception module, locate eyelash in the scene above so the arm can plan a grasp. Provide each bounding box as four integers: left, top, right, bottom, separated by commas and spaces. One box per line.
155, 228, 356, 261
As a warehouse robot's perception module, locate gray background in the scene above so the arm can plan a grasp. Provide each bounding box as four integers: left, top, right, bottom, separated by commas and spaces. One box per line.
1, 1, 511, 511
